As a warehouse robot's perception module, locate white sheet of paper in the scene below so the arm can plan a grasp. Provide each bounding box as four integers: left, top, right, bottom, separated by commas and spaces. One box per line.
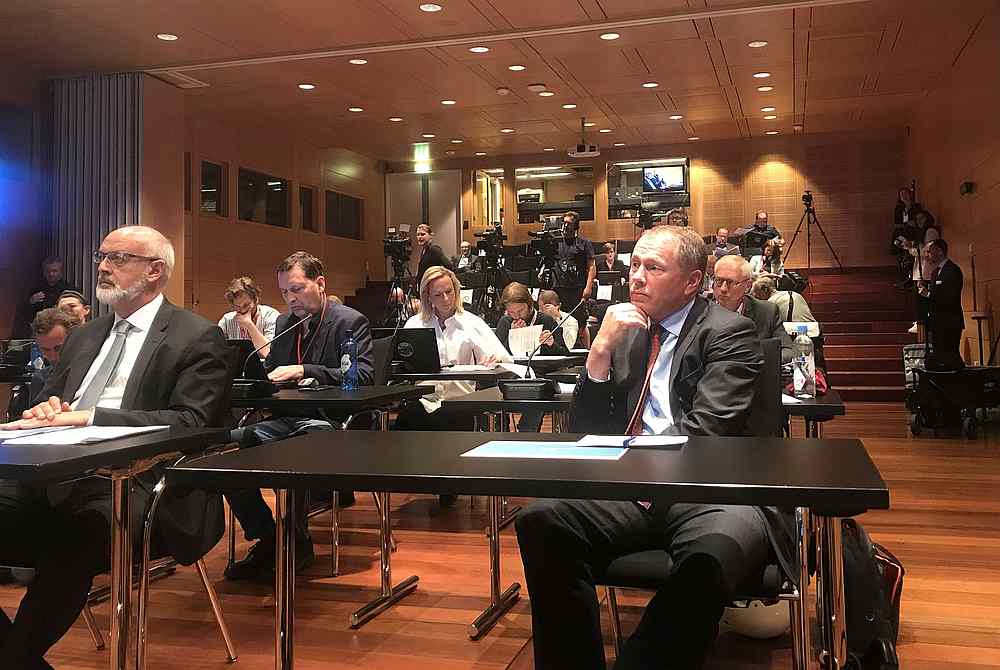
498, 363, 529, 377
0, 426, 74, 442
575, 434, 688, 447
781, 394, 804, 404
508, 324, 543, 357
570, 348, 590, 354
460, 289, 474, 304
448, 364, 495, 372
462, 440, 627, 460
531, 288, 540, 300
617, 253, 631, 266
516, 355, 570, 361
596, 284, 613, 301
557, 382, 576, 394
2, 425, 171, 446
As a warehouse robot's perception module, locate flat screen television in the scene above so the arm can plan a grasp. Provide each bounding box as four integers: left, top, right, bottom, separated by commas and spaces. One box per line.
642, 165, 687, 194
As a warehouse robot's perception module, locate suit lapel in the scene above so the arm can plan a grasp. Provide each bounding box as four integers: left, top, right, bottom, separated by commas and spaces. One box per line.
668, 298, 708, 391
63, 315, 115, 400
121, 301, 174, 409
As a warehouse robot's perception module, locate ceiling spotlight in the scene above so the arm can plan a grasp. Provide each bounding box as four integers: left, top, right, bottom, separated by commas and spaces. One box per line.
765, 130, 779, 135
469, 46, 490, 53
388, 116, 404, 122
496, 86, 511, 96
543, 147, 555, 151
450, 138, 463, 143
441, 99, 457, 105
753, 71, 771, 79
641, 81, 659, 88
349, 58, 368, 65
500, 128, 515, 133
347, 107, 364, 112
761, 106, 776, 112
600, 32, 621, 40
297, 83, 316, 90
748, 40, 768, 48
475, 151, 487, 156
445, 150, 456, 155
613, 142, 626, 147
688, 136, 700, 141
508, 64, 526, 71
422, 133, 436, 138
764, 114, 777, 120
583, 122, 596, 127
562, 103, 577, 109
757, 85, 774, 92
599, 128, 612, 133
419, 3, 442, 12
669, 114, 683, 120
538, 90, 555, 97
156, 33, 180, 41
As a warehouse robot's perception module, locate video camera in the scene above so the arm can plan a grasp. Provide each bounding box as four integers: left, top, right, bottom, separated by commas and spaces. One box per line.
474, 223, 507, 269
802, 190, 814, 208
383, 226, 412, 274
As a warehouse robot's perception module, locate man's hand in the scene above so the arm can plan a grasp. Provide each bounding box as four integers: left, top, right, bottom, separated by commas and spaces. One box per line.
2, 410, 91, 430
585, 303, 650, 381
539, 330, 555, 347
581, 286, 592, 299
235, 310, 254, 329
268, 365, 305, 383
24, 396, 71, 421
511, 318, 526, 330
480, 354, 499, 368
29, 291, 46, 304
540, 303, 560, 320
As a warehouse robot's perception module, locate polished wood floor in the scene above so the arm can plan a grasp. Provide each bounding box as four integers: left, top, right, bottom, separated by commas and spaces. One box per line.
3, 402, 999, 669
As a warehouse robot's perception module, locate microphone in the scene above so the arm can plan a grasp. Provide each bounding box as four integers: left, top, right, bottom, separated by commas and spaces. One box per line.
523, 297, 586, 378
232, 314, 313, 398
499, 297, 584, 401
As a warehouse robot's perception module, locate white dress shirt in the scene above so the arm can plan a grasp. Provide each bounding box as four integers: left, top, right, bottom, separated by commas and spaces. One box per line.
218, 304, 280, 342
404, 308, 512, 411
71, 293, 164, 412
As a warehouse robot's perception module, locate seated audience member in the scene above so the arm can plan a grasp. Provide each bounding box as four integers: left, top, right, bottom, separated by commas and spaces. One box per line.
751, 210, 782, 242
225, 252, 374, 581
752, 277, 817, 325
56, 290, 91, 322
395, 266, 511, 503
451, 240, 480, 272
495, 282, 569, 358
712, 227, 741, 258
218, 276, 280, 358
701, 254, 716, 297
715, 255, 792, 362
664, 208, 689, 227
11, 255, 78, 339
598, 242, 627, 273
538, 289, 579, 350
515, 226, 794, 670
749, 239, 786, 279
28, 307, 83, 396
0, 226, 231, 669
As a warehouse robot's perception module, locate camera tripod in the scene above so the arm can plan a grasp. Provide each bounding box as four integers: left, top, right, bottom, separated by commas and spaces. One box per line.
472, 257, 506, 326
785, 201, 843, 271
382, 262, 417, 328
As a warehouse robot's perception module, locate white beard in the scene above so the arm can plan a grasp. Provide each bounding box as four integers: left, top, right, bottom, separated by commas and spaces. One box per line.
96, 279, 147, 306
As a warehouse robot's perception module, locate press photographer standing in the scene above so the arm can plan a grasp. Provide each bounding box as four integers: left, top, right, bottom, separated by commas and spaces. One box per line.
554, 211, 596, 344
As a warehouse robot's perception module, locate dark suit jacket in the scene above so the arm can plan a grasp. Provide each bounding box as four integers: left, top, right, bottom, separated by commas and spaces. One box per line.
569, 297, 796, 584
598, 254, 627, 274
41, 299, 232, 564
742, 295, 793, 363
452, 253, 480, 273
417, 244, 453, 284
495, 310, 569, 357
927, 259, 964, 330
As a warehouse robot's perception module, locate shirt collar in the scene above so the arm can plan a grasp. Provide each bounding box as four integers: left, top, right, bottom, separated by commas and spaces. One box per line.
114, 293, 163, 333
658, 297, 696, 339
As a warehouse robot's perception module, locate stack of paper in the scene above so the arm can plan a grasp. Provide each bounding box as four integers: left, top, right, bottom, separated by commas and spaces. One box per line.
508, 324, 543, 357
2, 425, 170, 446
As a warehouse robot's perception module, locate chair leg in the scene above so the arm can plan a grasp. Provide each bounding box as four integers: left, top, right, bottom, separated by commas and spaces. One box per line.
605, 586, 623, 655
226, 504, 237, 570
330, 491, 340, 576
370, 491, 397, 552
81, 603, 106, 650
195, 559, 238, 662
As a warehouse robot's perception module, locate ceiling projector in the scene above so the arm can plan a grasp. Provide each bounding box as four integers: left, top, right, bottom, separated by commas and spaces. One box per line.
568, 117, 600, 158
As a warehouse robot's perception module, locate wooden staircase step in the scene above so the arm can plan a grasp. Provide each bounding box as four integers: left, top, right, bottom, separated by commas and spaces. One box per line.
829, 370, 906, 386
825, 357, 902, 372
824, 344, 907, 358
822, 321, 914, 334
823, 332, 917, 346
812, 309, 913, 322
836, 386, 907, 402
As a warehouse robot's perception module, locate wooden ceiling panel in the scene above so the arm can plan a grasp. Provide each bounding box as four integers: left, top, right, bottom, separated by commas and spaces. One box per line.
436, 41, 528, 63
635, 123, 691, 144
486, 0, 591, 28
680, 118, 743, 139
531, 22, 697, 58
809, 34, 882, 64
368, 0, 501, 37
636, 39, 717, 74
808, 1, 907, 35
603, 93, 668, 117
593, 0, 690, 19
802, 77, 866, 100
708, 9, 794, 39
719, 33, 794, 67
558, 50, 644, 82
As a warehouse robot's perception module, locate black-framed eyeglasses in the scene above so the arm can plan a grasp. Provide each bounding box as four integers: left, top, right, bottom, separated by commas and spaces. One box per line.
93, 250, 161, 267
715, 277, 750, 289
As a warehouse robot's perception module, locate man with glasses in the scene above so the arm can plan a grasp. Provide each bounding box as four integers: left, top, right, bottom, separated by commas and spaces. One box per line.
0, 226, 231, 669
714, 255, 792, 362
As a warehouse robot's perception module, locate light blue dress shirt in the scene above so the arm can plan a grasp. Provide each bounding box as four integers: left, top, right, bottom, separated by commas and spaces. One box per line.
640, 298, 696, 435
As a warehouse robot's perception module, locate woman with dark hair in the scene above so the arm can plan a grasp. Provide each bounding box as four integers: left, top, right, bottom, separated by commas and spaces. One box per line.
749, 239, 785, 279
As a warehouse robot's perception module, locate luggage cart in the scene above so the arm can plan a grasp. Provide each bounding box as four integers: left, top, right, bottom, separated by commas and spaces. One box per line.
909, 366, 1000, 438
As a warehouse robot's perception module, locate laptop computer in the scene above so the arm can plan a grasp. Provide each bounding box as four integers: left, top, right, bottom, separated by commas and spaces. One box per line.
393, 328, 441, 373
227, 338, 269, 380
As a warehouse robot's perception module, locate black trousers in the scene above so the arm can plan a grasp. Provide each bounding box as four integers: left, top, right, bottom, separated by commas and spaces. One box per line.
515, 499, 771, 670
0, 479, 113, 670
928, 322, 964, 370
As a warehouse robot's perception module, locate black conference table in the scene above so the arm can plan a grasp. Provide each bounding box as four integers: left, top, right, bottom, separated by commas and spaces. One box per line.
0, 426, 229, 670
167, 430, 889, 670
785, 389, 847, 437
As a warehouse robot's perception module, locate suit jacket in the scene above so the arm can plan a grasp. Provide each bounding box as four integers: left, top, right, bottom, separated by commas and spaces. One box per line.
41, 299, 232, 564
417, 244, 453, 284
569, 297, 797, 584
452, 253, 480, 273
927, 259, 964, 330
598, 254, 627, 274
742, 295, 793, 364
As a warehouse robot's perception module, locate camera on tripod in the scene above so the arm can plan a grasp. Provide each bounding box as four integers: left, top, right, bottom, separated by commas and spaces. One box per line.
801, 190, 814, 208
383, 227, 412, 270
474, 223, 506, 254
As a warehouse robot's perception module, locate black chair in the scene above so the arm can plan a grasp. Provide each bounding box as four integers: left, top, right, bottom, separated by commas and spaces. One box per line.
746, 338, 784, 438
506, 269, 534, 288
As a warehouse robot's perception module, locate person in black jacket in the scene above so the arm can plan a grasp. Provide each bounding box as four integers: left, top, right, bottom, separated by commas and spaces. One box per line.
415, 223, 453, 285
921, 239, 964, 370
11, 256, 78, 339
0, 226, 231, 669
494, 282, 568, 358
225, 251, 374, 581
515, 226, 794, 670
714, 255, 793, 363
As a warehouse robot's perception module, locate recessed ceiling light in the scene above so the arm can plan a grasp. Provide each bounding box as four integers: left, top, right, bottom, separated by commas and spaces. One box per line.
669, 114, 683, 120
599, 128, 612, 133
753, 72, 771, 79
500, 128, 515, 133
600, 32, 621, 40
388, 116, 404, 122
419, 3, 442, 12
347, 106, 364, 112
583, 122, 596, 127
764, 114, 777, 120
475, 151, 487, 156
155, 33, 179, 41
441, 99, 457, 105
450, 138, 463, 143
349, 58, 368, 65
748, 40, 768, 48
422, 133, 436, 138
544, 147, 555, 151
641, 81, 659, 88
761, 106, 776, 112
688, 136, 700, 141
562, 103, 577, 109
613, 142, 626, 147
445, 150, 456, 155
297, 83, 316, 90
757, 86, 774, 92
765, 130, 779, 135
793, 123, 804, 132
469, 46, 490, 54
527, 83, 548, 93
508, 64, 526, 71
538, 90, 555, 97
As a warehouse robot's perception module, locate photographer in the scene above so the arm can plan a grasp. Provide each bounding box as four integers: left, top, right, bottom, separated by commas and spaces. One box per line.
415, 223, 453, 285
554, 211, 596, 336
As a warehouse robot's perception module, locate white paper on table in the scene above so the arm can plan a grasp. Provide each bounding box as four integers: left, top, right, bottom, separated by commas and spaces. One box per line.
596, 284, 613, 301
781, 394, 804, 404
508, 324, 543, 357
462, 440, 627, 460
0, 426, 74, 442
576, 434, 688, 448
3, 425, 170, 446
516, 355, 571, 361
448, 363, 495, 372
498, 363, 529, 377
557, 382, 576, 394
569, 348, 590, 354
460, 289, 474, 304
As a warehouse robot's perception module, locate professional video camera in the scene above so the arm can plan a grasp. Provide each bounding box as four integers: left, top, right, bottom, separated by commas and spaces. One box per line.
474, 223, 507, 268
383, 227, 412, 273
802, 190, 814, 208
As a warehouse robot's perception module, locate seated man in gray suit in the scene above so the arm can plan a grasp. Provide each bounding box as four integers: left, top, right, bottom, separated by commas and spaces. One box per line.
715, 254, 793, 363
0, 226, 231, 670
515, 226, 795, 670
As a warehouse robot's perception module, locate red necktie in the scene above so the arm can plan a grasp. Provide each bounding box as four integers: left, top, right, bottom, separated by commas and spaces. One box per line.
625, 326, 664, 436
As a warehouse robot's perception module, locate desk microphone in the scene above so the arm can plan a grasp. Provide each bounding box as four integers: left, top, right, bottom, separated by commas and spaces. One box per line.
523, 297, 586, 378
232, 314, 313, 398
499, 297, 585, 401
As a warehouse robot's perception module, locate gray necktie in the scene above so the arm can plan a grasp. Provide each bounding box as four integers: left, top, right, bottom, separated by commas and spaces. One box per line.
76, 320, 134, 410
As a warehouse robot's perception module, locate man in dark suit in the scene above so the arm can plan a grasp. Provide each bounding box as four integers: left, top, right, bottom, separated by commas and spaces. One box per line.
598, 242, 627, 273
921, 239, 964, 370
224, 251, 375, 581
11, 256, 78, 339
715, 254, 793, 363
0, 226, 231, 670
415, 223, 453, 286
515, 226, 795, 670
451, 240, 480, 273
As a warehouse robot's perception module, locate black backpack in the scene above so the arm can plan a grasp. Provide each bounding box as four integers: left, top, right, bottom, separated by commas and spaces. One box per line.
842, 518, 904, 669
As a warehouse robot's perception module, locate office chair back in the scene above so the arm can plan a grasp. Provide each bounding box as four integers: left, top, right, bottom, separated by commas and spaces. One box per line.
746, 337, 783, 438
372, 333, 397, 386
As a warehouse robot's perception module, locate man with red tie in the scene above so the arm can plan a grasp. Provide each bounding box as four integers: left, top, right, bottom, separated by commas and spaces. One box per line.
515, 226, 795, 670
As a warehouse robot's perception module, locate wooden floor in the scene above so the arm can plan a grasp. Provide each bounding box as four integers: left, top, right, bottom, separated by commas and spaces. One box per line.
4, 402, 999, 669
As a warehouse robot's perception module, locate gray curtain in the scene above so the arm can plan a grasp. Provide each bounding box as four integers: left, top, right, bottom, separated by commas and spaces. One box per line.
50, 73, 143, 315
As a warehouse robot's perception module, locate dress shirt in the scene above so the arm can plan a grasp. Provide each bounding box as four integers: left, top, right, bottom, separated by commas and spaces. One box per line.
71, 293, 164, 412
217, 304, 280, 342
404, 308, 512, 410
557, 309, 579, 350
640, 298, 695, 435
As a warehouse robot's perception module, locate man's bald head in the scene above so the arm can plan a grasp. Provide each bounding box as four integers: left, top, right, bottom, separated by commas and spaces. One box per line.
104, 226, 175, 285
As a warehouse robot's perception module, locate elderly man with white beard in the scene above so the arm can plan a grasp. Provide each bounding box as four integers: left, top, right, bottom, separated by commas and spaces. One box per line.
0, 225, 231, 670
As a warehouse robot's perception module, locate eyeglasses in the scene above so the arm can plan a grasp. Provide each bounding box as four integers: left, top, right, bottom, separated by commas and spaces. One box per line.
93, 250, 160, 267
714, 277, 750, 289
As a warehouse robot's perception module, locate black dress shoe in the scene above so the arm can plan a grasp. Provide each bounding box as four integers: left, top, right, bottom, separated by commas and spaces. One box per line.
224, 536, 315, 581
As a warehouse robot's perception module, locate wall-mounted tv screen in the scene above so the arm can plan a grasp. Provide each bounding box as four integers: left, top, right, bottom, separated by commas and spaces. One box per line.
642, 165, 686, 194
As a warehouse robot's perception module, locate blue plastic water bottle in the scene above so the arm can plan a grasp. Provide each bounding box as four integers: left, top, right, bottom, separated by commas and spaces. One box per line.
340, 329, 358, 391
29, 342, 45, 370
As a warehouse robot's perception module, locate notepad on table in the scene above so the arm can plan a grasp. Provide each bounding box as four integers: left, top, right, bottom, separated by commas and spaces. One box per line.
461, 441, 627, 460
575, 434, 687, 448
2, 425, 171, 446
